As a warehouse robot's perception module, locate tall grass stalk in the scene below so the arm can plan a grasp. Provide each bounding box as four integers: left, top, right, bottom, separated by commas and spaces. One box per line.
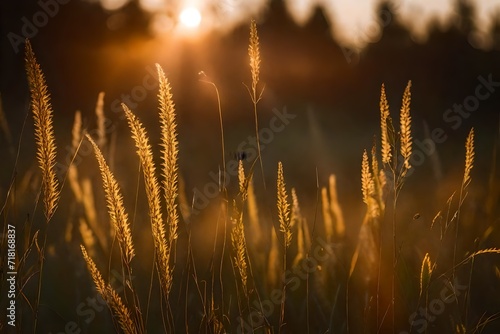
25, 40, 61, 332
157, 64, 179, 257
123, 105, 173, 328
95, 91, 106, 148
87, 135, 135, 264
198, 71, 226, 194
375, 81, 412, 330
453, 128, 475, 277
81, 245, 139, 334
248, 19, 266, 190
277, 161, 291, 332
86, 133, 144, 329
198, 71, 229, 319
455, 128, 475, 326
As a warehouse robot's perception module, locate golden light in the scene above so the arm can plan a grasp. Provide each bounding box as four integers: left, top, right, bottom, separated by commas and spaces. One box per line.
179, 6, 202, 28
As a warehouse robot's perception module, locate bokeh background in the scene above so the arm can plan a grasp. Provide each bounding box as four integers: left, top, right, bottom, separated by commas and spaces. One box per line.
1, 0, 500, 332
1, 0, 500, 197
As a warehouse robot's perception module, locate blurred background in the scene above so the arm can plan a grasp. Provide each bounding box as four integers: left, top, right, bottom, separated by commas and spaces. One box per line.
1, 0, 499, 234
1, 0, 500, 332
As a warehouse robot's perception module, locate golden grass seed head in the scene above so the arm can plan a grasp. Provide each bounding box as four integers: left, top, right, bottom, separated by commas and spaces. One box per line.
87, 134, 135, 264
400, 80, 413, 171
463, 128, 475, 188
249, 19, 261, 99
380, 83, 392, 164
25, 39, 60, 221
277, 161, 291, 248
157, 63, 180, 243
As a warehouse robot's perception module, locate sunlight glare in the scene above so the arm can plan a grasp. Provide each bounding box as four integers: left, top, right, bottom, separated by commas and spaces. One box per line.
138, 0, 165, 12
101, 0, 128, 11
179, 7, 202, 28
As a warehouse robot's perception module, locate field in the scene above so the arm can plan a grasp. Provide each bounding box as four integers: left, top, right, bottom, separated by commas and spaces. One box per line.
1, 17, 500, 334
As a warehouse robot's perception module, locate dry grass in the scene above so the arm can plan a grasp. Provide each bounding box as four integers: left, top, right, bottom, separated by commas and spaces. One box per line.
24, 39, 62, 333
463, 128, 475, 188
124, 105, 172, 297
95, 91, 106, 148
361, 149, 374, 206
321, 187, 333, 241
157, 64, 179, 245
231, 161, 249, 295
399, 80, 413, 171
13, 25, 500, 334
25, 39, 60, 221
328, 174, 345, 238
231, 199, 248, 295
71, 110, 82, 151
249, 19, 261, 103
419, 253, 433, 298
291, 188, 309, 266
247, 174, 261, 247
87, 134, 135, 264
81, 246, 138, 334
277, 161, 291, 248
380, 83, 392, 164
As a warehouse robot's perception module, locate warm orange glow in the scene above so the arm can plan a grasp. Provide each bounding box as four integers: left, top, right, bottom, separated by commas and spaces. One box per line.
92, 0, 500, 47
179, 7, 202, 28
101, 0, 128, 11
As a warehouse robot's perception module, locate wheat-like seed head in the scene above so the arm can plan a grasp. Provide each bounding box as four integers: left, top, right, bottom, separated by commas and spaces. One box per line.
81, 245, 107, 296
371, 146, 385, 215
468, 248, 500, 259
87, 134, 135, 264
380, 83, 392, 164
400, 80, 413, 170
277, 161, 291, 248
292, 189, 306, 266
361, 150, 380, 218
361, 150, 374, 205
321, 187, 333, 241
81, 245, 137, 334
249, 19, 261, 100
124, 105, 172, 295
106, 286, 138, 334
71, 110, 82, 152
463, 128, 474, 189
25, 40, 60, 221
290, 188, 303, 256
157, 64, 179, 244
238, 160, 247, 200
328, 174, 345, 238
290, 187, 301, 228
419, 253, 433, 298
95, 92, 106, 147
230, 200, 248, 294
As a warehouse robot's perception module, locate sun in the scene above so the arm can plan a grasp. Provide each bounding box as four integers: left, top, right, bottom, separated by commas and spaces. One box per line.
179, 6, 202, 28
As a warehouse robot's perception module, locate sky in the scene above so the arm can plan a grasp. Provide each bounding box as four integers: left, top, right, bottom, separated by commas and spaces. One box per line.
89, 0, 500, 48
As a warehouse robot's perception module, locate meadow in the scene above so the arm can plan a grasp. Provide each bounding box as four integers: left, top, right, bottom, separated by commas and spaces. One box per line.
1, 19, 500, 334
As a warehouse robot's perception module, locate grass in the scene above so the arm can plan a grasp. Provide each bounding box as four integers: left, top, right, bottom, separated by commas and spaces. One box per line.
1, 21, 500, 334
